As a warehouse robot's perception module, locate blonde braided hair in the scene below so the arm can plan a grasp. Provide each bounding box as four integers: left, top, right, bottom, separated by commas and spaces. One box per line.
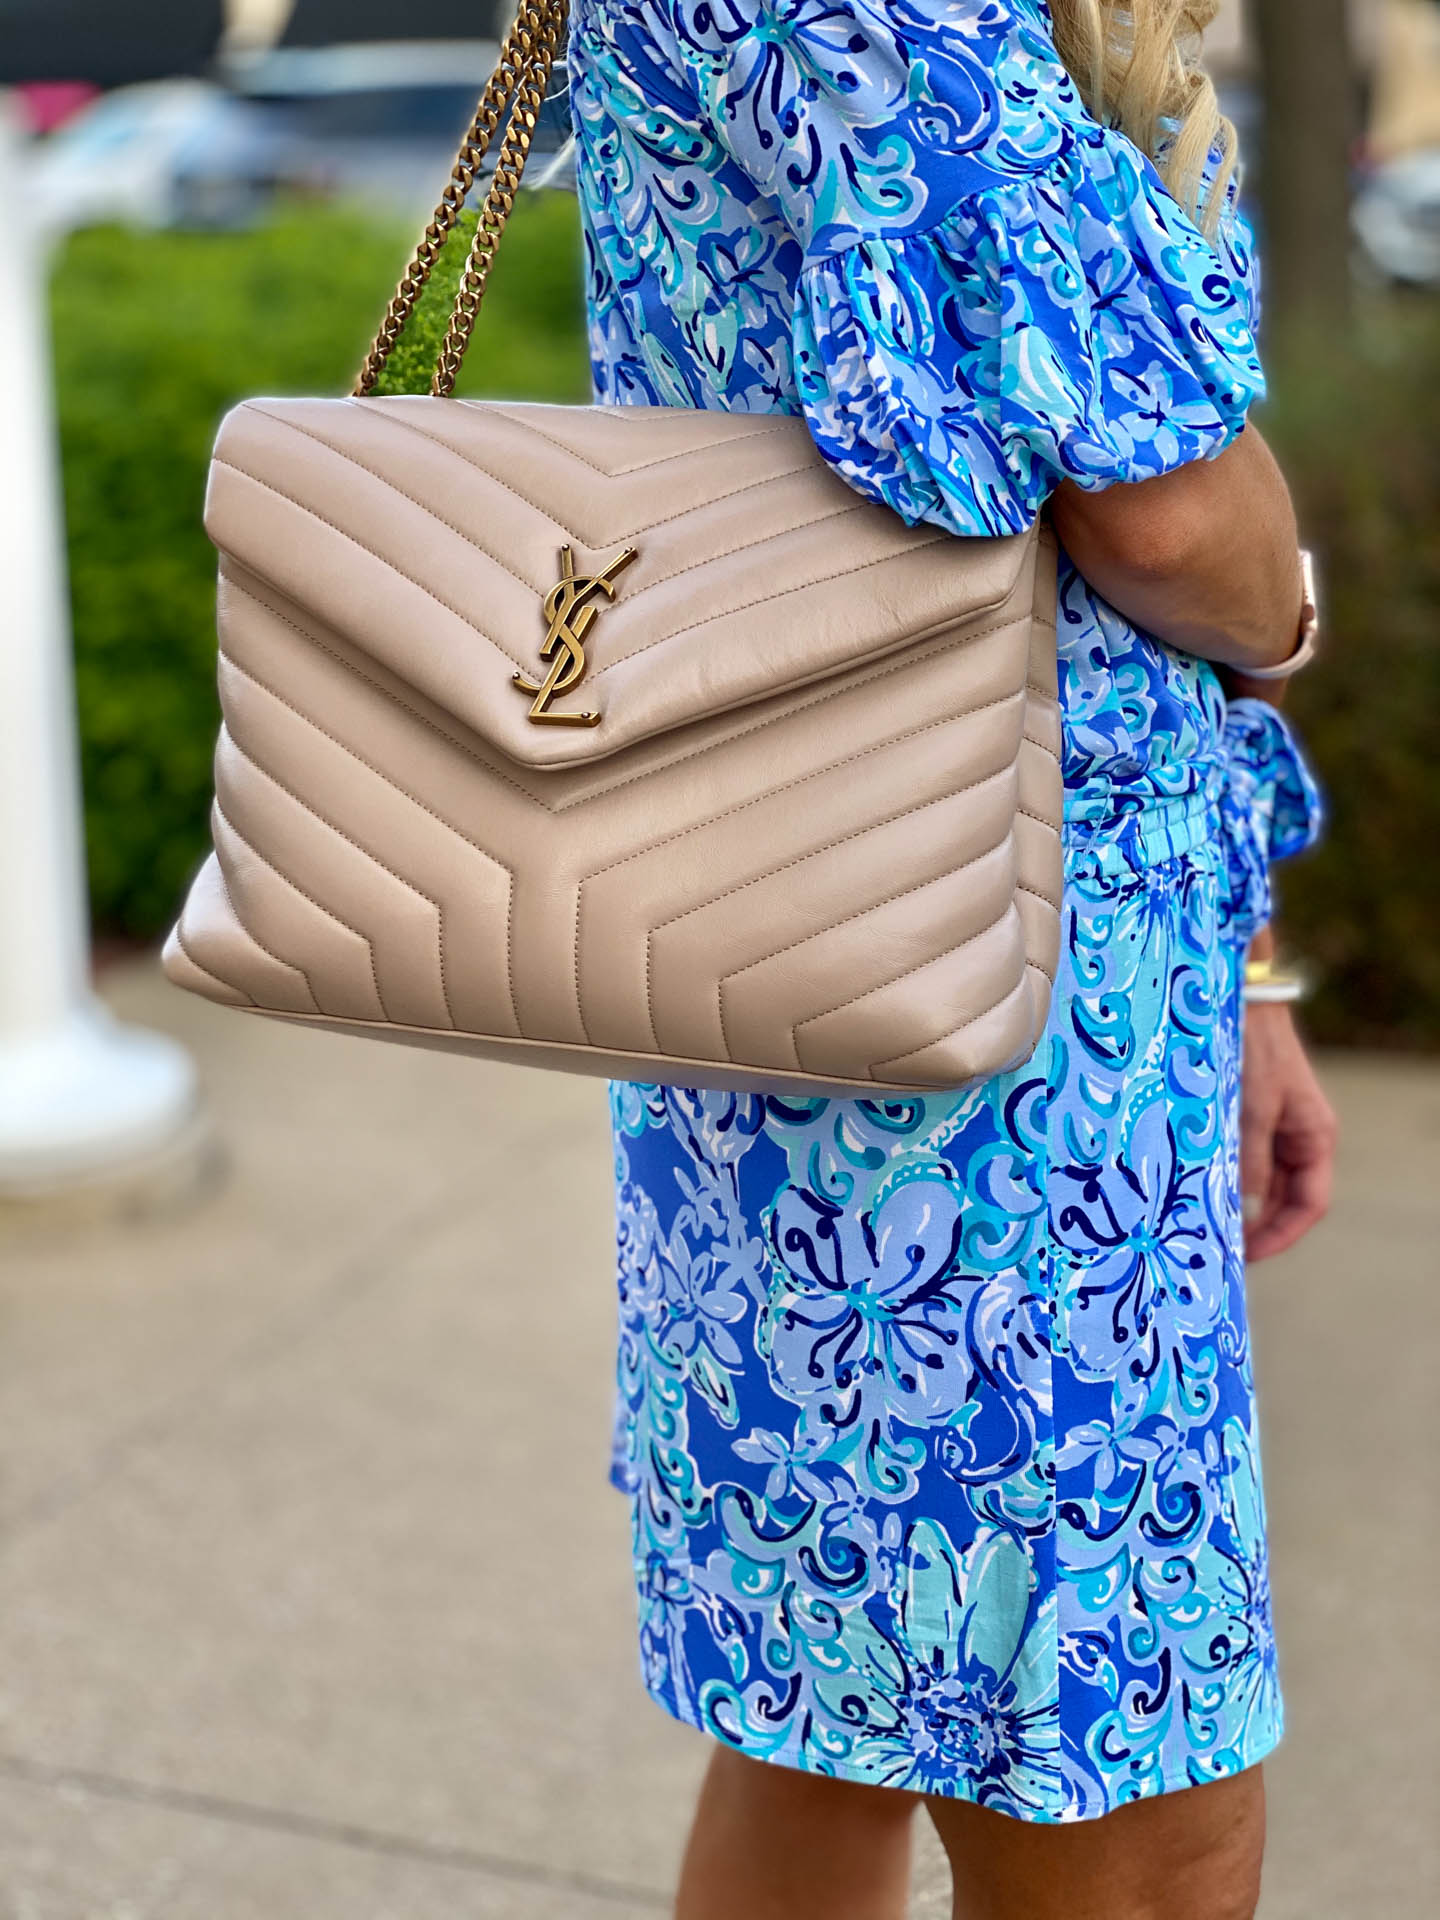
1049, 1, 1237, 231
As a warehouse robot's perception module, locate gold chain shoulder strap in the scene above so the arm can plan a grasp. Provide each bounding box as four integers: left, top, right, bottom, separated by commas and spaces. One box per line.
353, 0, 567, 400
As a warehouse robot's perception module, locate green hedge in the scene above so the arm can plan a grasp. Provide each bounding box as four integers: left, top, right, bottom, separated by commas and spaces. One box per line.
1262, 305, 1440, 1051
52, 198, 588, 939
51, 203, 1440, 1049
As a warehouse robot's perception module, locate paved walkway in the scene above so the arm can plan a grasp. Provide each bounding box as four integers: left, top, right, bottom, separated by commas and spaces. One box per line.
0, 959, 1435, 1918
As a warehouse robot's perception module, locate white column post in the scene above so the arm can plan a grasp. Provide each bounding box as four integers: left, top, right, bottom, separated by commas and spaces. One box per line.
0, 100, 197, 1191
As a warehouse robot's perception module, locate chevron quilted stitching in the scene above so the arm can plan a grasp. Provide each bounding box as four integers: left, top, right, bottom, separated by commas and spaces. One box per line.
1017, 804, 1061, 830
646, 756, 1018, 942
551, 611, 1035, 811
573, 680, 1030, 887
586, 531, 955, 681
571, 885, 591, 1050
862, 962, 1030, 1077
790, 878, 1022, 1038
715, 812, 1016, 997
1023, 729, 1063, 764
225, 604, 1033, 1063
219, 648, 522, 1035
224, 573, 549, 814
242, 653, 532, 1036
641, 779, 1019, 1057
821, 936, 1029, 1090
329, 400, 876, 613
216, 449, 1029, 775
349, 399, 589, 546
475, 403, 799, 478
617, 499, 871, 605
171, 395, 1063, 1093
172, 922, 258, 1006
869, 951, 1038, 1078
770, 900, 1020, 1078
223, 425, 956, 698
222, 732, 459, 1031
251, 404, 552, 597
194, 843, 318, 1014
348, 400, 887, 626
212, 458, 527, 676
1015, 879, 1063, 922
358, 403, 835, 546
211, 796, 369, 1014
220, 647, 517, 892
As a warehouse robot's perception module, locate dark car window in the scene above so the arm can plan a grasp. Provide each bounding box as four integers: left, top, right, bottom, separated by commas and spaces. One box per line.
289, 86, 483, 141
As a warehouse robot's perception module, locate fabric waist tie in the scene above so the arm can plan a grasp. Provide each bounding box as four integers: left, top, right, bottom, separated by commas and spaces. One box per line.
1059, 700, 1325, 948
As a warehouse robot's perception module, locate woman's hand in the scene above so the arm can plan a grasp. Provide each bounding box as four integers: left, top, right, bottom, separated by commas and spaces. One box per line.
1240, 1003, 1340, 1261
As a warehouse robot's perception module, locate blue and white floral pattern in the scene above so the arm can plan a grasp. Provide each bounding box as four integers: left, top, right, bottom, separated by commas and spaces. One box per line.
569, 0, 1325, 1819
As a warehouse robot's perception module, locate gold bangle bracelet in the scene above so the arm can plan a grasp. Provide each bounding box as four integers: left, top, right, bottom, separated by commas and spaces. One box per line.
1243, 958, 1311, 1004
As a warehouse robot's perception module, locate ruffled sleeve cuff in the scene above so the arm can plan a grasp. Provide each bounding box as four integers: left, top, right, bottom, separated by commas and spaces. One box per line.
1218, 699, 1326, 944
791, 129, 1266, 541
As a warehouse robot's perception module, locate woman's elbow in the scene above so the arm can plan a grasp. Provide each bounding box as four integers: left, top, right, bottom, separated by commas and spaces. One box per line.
1050, 475, 1206, 586
1048, 459, 1304, 673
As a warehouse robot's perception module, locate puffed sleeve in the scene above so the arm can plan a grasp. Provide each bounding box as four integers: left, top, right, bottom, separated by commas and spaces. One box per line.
669, 0, 1265, 537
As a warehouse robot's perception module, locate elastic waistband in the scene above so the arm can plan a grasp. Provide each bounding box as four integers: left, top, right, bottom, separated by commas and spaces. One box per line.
1059, 701, 1325, 890
1062, 770, 1225, 876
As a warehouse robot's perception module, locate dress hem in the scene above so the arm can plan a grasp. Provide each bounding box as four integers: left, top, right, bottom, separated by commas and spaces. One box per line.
642, 1681, 1284, 1825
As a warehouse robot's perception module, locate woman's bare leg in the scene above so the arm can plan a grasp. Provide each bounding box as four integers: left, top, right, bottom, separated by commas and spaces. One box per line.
674, 1744, 919, 1920
927, 1766, 1267, 1920
673, 1744, 1264, 1920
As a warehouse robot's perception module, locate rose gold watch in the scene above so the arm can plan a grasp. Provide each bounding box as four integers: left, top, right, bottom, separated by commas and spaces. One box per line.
1240, 549, 1320, 681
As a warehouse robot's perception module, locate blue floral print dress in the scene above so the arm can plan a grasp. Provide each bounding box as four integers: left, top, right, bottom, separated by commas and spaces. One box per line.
567, 0, 1324, 1820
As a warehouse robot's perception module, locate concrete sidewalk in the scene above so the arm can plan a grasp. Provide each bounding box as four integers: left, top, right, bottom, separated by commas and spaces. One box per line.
0, 959, 1435, 1919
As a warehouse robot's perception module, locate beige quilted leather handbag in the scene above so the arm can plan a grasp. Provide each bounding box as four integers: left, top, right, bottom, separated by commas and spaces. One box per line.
163, 0, 1062, 1097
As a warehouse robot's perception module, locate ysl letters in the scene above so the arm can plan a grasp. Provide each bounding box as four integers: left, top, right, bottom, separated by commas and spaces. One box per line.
514, 544, 638, 726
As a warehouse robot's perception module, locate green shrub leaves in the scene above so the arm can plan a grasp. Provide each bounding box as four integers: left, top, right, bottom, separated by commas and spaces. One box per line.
51, 197, 588, 938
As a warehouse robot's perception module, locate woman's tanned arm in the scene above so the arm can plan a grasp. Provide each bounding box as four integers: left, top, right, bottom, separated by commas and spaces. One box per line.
1050, 426, 1303, 673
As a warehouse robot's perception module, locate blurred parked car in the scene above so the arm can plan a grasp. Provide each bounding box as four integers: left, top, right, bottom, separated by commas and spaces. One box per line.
222, 38, 571, 209
21, 39, 574, 236
23, 79, 285, 231
1353, 150, 1440, 284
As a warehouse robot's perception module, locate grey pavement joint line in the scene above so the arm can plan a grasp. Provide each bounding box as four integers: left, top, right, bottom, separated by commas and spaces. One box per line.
0, 1751, 671, 1911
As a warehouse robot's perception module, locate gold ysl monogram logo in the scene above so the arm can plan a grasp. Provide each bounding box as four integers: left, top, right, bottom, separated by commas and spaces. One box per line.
513, 544, 638, 727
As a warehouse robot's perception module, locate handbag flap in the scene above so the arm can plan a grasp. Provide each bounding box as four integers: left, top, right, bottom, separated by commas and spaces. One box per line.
205, 396, 1037, 770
